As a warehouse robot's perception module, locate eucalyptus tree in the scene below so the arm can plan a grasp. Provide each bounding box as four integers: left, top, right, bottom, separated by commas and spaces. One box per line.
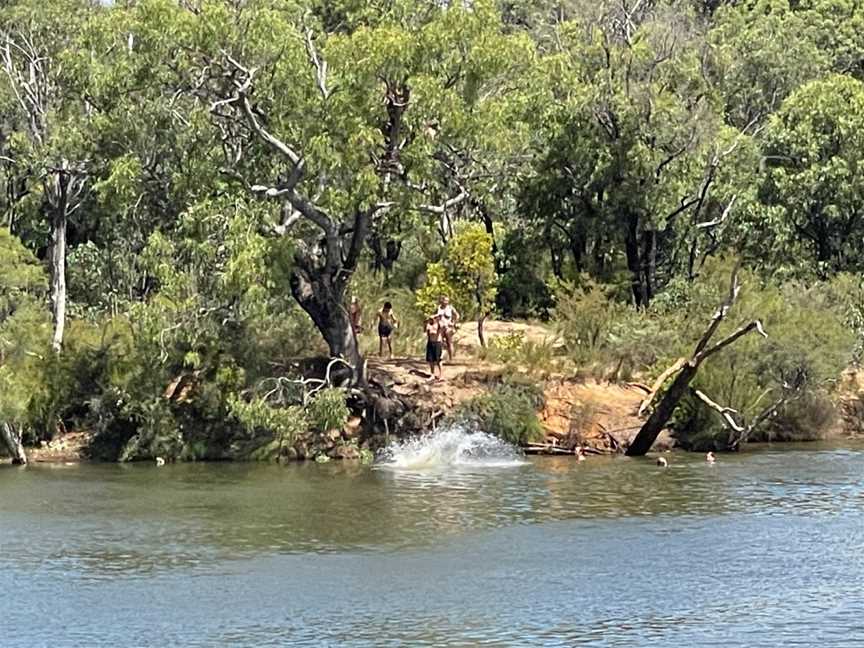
759, 74, 864, 275
64, 1, 223, 311
146, 0, 538, 378
521, 0, 741, 306
710, 0, 864, 129
0, 0, 98, 351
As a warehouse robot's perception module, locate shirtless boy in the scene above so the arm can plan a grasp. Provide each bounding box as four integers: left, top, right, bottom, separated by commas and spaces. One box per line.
377, 301, 398, 359
425, 314, 444, 381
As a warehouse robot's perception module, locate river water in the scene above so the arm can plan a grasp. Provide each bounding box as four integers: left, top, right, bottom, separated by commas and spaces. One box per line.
3, 433, 864, 647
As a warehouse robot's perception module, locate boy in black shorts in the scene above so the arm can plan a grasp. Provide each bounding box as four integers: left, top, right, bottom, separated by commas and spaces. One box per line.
377, 301, 398, 359
425, 314, 443, 381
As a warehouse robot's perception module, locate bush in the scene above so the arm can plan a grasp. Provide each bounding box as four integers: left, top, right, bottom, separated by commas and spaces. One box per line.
553, 276, 676, 376
823, 273, 864, 363
671, 273, 854, 447
452, 379, 545, 445
416, 223, 498, 322
0, 228, 51, 442
484, 332, 561, 376
306, 387, 350, 433
486, 330, 526, 359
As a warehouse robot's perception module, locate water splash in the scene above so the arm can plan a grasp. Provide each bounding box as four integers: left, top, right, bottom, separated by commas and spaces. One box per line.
376, 425, 526, 469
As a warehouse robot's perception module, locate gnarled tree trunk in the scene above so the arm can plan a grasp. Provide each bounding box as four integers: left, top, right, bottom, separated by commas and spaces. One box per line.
290, 265, 365, 383
1, 423, 27, 465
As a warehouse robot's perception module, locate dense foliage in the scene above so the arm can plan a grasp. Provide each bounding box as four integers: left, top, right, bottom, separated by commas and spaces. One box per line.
0, 0, 862, 459
452, 379, 546, 446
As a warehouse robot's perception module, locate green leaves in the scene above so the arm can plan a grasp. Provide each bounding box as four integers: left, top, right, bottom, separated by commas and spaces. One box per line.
416, 224, 498, 318
761, 74, 864, 273
0, 228, 50, 423
0, 228, 46, 297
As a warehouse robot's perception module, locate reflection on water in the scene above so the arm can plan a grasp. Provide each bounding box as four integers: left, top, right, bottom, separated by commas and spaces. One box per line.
2, 442, 864, 646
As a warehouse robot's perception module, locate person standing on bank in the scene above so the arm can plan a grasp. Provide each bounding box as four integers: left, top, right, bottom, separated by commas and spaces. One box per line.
436, 295, 460, 361
349, 296, 363, 336
377, 301, 399, 359
425, 314, 444, 381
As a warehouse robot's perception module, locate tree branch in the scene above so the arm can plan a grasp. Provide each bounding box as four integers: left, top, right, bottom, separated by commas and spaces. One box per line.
691, 260, 742, 358
638, 357, 688, 416
303, 28, 331, 101
696, 194, 737, 229
692, 389, 745, 432
418, 190, 469, 214
696, 319, 767, 363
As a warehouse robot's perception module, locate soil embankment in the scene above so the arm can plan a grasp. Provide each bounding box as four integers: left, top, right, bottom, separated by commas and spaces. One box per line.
17, 320, 676, 463
366, 318, 675, 455
29, 318, 848, 463
27, 431, 89, 463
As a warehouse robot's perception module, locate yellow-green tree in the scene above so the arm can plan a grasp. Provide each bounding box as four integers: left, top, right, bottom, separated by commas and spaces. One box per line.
417, 224, 498, 346
0, 228, 50, 463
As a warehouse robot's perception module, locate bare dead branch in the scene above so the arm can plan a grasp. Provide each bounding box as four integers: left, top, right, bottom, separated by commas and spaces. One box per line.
693, 389, 745, 432
696, 194, 737, 229
696, 319, 767, 362
303, 28, 331, 100
418, 190, 469, 214
691, 259, 742, 358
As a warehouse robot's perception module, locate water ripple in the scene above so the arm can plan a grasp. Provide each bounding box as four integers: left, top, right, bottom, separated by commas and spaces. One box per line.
2, 441, 864, 646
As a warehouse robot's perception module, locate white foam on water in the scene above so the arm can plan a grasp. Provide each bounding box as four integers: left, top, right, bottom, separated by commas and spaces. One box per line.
376, 425, 526, 469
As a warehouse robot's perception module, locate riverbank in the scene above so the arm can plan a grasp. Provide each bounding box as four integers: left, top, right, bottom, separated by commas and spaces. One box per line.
8, 319, 863, 465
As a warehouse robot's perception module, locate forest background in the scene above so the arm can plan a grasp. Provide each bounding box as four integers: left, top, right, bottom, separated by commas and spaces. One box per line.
2, 0, 864, 462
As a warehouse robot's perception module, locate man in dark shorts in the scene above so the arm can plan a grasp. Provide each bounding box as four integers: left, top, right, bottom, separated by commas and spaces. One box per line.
425, 314, 443, 381
377, 301, 398, 359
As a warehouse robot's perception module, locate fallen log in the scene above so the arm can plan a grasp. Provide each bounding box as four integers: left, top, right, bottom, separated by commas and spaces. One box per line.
522, 443, 577, 455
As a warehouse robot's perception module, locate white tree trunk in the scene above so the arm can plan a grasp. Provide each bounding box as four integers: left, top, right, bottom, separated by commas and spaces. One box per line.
1, 423, 27, 465
50, 209, 67, 352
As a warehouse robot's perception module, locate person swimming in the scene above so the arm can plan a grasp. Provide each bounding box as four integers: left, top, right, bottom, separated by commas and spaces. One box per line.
706, 451, 716, 464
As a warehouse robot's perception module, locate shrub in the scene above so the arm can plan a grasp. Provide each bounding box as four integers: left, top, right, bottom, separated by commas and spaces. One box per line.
228, 396, 307, 440
671, 274, 854, 447
553, 276, 625, 363
452, 380, 545, 445
0, 228, 51, 443
306, 387, 350, 433
416, 223, 498, 324
486, 330, 526, 361
553, 276, 675, 375
485, 333, 560, 376
823, 273, 864, 363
